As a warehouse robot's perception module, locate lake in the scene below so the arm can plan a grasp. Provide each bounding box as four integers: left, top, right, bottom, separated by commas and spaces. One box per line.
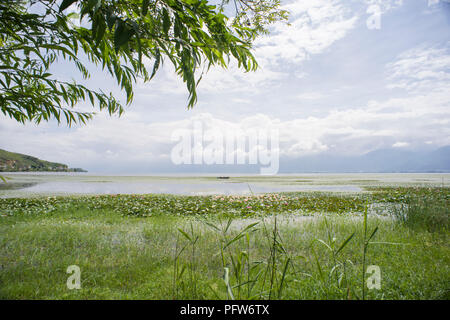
0, 172, 448, 197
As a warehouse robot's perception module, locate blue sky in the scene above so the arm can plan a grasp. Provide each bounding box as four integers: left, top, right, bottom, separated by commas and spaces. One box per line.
1, 0, 450, 173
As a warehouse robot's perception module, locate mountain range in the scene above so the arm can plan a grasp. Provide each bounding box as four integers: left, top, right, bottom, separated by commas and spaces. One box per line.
279, 146, 450, 173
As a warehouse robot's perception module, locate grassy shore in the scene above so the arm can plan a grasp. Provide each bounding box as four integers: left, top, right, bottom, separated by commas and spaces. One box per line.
0, 187, 448, 299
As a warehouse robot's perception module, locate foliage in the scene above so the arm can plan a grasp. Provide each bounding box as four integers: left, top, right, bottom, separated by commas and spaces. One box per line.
312, 217, 356, 299
392, 194, 449, 233
367, 186, 450, 204
368, 186, 449, 231
0, 0, 288, 125
0, 192, 367, 217
0, 188, 449, 299
0, 148, 85, 172
0, 207, 448, 299
2, 186, 447, 219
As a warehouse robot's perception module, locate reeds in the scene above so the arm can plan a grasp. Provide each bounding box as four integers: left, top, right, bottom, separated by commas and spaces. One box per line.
391, 193, 449, 233
172, 207, 384, 300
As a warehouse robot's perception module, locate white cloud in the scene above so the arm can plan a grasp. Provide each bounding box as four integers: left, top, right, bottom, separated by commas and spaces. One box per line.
138, 0, 360, 96
363, 0, 403, 13
2, 0, 449, 173
2, 82, 450, 171
255, 0, 358, 65
386, 44, 450, 92
296, 92, 325, 100
392, 141, 410, 148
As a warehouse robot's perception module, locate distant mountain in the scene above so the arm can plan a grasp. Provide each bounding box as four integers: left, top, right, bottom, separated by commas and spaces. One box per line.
425, 146, 450, 172
111, 145, 450, 174
279, 146, 450, 173
0, 149, 86, 172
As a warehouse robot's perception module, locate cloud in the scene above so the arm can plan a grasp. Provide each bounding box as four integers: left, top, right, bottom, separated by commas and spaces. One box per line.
296, 92, 325, 100
386, 43, 450, 92
195, 0, 360, 94
255, 0, 359, 65
138, 0, 360, 96
363, 0, 403, 13
2, 0, 449, 173
392, 141, 410, 148
2, 83, 449, 172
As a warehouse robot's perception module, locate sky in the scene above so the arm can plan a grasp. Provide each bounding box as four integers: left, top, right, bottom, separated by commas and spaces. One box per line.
1, 0, 450, 173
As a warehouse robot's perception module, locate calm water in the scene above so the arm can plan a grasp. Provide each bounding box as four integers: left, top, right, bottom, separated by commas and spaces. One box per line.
7, 181, 361, 195
1, 172, 448, 197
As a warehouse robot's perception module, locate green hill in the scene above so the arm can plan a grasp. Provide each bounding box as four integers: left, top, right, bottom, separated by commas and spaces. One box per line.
0, 149, 86, 172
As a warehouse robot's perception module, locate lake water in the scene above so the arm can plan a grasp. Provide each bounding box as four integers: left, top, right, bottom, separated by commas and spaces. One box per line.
0, 172, 448, 197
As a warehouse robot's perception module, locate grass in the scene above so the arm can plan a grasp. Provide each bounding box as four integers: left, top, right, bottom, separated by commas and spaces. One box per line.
0, 187, 448, 300
0, 192, 368, 217
390, 192, 449, 233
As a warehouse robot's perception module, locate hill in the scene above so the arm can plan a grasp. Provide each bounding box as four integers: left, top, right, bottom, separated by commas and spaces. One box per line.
0, 149, 86, 172
278, 146, 450, 173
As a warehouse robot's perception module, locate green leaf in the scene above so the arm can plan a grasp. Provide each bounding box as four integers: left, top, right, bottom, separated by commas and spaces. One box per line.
367, 226, 379, 243
81, 0, 101, 16
106, 10, 117, 30
223, 233, 245, 250
278, 257, 291, 298
336, 232, 355, 255
59, 0, 78, 12
315, 239, 332, 252
241, 222, 259, 233
177, 228, 191, 242
114, 20, 132, 53
142, 0, 150, 16
162, 8, 171, 35
150, 49, 161, 79
95, 20, 107, 45
223, 267, 235, 300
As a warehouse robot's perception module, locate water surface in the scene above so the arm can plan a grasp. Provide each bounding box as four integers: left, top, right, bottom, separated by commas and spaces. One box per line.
1, 172, 448, 197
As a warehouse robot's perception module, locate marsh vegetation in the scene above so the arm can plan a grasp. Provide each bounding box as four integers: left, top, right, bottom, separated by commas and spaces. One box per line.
0, 184, 448, 300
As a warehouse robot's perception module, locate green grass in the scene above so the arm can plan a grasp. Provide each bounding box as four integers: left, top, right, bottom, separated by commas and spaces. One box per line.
391, 195, 449, 233
0, 192, 368, 217
0, 187, 448, 300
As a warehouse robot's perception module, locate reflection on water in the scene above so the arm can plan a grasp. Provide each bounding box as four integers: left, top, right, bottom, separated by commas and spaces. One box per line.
0, 182, 38, 191
2, 172, 448, 197
11, 181, 361, 195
